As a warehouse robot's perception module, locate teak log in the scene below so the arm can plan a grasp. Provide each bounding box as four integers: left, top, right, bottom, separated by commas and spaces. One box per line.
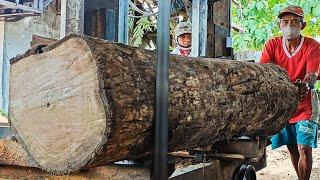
9, 35, 299, 174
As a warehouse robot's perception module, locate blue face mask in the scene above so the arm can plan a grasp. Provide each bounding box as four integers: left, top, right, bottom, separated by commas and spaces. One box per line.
281, 26, 300, 40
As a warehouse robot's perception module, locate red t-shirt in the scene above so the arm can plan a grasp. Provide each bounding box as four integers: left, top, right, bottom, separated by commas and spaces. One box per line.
260, 36, 320, 123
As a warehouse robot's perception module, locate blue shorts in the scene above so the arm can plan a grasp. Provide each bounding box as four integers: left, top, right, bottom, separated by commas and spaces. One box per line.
271, 120, 318, 149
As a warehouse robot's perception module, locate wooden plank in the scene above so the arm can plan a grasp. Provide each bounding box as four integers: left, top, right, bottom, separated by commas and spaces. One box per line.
83, 1, 119, 41
213, 24, 229, 57
96, 9, 105, 39
206, 0, 214, 58
0, 21, 4, 111
105, 9, 116, 41
209, 153, 245, 161
191, 0, 200, 57
213, 0, 231, 29
118, 0, 128, 44
168, 151, 195, 158
31, 35, 57, 47
0, 12, 39, 17
198, 0, 208, 57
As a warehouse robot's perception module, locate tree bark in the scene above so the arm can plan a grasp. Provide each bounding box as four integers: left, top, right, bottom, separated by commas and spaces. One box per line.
9, 34, 300, 174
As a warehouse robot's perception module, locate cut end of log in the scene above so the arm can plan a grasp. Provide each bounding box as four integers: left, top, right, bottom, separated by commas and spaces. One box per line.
9, 37, 110, 174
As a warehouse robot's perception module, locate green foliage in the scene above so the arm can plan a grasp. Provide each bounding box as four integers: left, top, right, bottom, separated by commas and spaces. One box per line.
128, 6, 179, 49
314, 81, 320, 92
232, 0, 320, 51
0, 109, 8, 118
129, 19, 177, 49
130, 16, 156, 47
128, 9, 135, 32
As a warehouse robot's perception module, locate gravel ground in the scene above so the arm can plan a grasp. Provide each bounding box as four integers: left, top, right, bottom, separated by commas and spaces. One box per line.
257, 141, 320, 180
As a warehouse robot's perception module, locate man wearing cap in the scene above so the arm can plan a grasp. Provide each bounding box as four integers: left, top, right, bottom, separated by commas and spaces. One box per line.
260, 5, 320, 180
171, 22, 192, 56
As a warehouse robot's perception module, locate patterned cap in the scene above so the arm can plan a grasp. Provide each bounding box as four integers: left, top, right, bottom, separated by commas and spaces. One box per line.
175, 22, 192, 40
278, 5, 304, 18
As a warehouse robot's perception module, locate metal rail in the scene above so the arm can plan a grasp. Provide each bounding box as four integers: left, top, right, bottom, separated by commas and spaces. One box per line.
154, 0, 170, 179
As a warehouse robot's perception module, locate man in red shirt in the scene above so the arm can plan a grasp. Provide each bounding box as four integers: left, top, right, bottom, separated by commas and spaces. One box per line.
260, 5, 320, 180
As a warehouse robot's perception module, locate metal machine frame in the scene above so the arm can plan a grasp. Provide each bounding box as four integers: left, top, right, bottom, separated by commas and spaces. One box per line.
117, 0, 263, 179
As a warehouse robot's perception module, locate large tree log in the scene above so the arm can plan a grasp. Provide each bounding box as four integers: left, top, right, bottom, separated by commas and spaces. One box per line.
9, 35, 299, 174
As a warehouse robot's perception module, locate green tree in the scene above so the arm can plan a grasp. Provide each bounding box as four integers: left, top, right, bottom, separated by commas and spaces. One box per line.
232, 0, 320, 51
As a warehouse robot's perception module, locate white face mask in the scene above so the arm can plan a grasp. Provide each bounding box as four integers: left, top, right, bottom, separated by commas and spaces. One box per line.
281, 26, 301, 40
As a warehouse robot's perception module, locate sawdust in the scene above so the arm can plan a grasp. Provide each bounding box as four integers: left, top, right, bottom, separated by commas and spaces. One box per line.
257, 140, 320, 180
0, 139, 35, 167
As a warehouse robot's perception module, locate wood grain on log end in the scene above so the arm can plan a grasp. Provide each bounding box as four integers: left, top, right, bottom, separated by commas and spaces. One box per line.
10, 37, 110, 174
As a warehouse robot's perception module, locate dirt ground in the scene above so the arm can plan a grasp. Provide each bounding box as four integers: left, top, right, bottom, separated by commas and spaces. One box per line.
257, 141, 320, 180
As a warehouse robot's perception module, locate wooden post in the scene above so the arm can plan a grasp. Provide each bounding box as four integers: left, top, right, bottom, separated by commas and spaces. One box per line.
191, 0, 208, 57
60, 0, 84, 38
0, 21, 6, 112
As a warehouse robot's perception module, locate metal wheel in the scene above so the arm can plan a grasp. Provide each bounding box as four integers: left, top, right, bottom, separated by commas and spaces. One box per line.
243, 165, 256, 180
233, 164, 256, 180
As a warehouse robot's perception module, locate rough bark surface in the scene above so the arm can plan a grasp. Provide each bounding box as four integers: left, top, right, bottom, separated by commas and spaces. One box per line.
9, 34, 300, 174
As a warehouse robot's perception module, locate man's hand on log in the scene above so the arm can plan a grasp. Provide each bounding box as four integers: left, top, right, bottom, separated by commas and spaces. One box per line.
294, 79, 308, 100
303, 72, 318, 89
294, 72, 319, 99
